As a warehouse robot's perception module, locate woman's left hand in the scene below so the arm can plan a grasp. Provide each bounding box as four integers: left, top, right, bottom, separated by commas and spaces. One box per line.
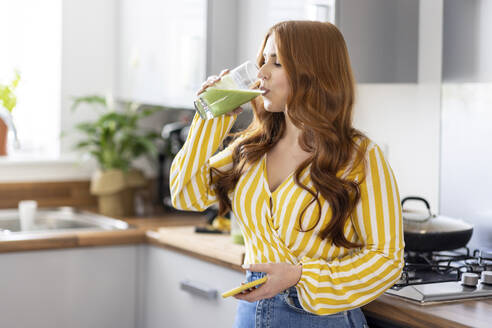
233, 263, 302, 302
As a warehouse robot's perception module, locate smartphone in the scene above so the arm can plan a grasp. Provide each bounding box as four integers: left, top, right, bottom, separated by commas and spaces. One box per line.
221, 276, 268, 298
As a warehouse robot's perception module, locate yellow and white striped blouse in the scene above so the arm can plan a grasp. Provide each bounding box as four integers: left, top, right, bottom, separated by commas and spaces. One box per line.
170, 112, 404, 315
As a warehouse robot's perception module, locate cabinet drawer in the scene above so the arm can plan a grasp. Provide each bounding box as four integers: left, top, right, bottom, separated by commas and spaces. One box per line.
143, 245, 244, 328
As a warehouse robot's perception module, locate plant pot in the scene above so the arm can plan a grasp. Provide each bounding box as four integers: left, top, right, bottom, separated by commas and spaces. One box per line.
0, 118, 7, 156
96, 189, 135, 218
90, 168, 148, 218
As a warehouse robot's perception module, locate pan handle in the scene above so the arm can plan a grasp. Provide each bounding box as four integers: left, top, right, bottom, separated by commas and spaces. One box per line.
401, 196, 433, 217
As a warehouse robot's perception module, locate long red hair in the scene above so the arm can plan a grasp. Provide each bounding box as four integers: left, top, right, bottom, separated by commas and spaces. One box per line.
210, 21, 368, 248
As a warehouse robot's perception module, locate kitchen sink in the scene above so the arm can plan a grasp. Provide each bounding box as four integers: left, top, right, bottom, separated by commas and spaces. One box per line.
0, 207, 132, 237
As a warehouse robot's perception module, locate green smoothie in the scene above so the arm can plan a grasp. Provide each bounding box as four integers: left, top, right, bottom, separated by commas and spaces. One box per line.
231, 232, 245, 245
199, 88, 263, 116
194, 74, 263, 119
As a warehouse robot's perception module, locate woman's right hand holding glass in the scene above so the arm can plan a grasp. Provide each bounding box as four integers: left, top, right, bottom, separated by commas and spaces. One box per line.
196, 69, 243, 116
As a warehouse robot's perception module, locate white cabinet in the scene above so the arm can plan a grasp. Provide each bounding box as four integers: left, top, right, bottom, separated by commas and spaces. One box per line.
117, 0, 241, 109
337, 0, 419, 83
442, 0, 492, 82
237, 0, 420, 84
0, 246, 138, 328
140, 245, 244, 328
117, 0, 207, 108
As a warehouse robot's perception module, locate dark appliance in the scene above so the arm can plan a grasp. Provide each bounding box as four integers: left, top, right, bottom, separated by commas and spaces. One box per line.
402, 196, 474, 252
384, 198, 491, 304
385, 247, 492, 304
157, 118, 241, 211
158, 121, 190, 211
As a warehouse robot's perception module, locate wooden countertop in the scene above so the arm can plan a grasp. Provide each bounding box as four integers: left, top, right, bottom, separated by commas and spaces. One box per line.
1, 210, 490, 327
363, 293, 492, 328
0, 211, 207, 253
146, 226, 245, 271
145, 223, 492, 328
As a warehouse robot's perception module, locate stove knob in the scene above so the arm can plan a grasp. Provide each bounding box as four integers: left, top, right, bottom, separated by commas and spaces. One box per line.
481, 271, 492, 285
462, 272, 479, 287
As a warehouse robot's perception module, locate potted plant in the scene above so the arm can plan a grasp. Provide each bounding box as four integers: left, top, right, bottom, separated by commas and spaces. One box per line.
0, 71, 20, 156
72, 95, 161, 217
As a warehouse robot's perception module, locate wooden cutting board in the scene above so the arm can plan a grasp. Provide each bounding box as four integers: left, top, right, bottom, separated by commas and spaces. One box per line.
154, 226, 245, 267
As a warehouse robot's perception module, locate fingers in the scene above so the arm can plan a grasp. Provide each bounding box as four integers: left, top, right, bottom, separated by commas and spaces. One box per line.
197, 75, 219, 96
241, 281, 255, 294
233, 291, 252, 300
234, 284, 268, 302
196, 75, 219, 96
196, 69, 229, 96
233, 279, 266, 300
234, 263, 300, 302
225, 106, 243, 116
247, 263, 271, 273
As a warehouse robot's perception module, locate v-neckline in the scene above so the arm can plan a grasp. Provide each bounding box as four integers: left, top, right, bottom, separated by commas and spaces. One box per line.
263, 152, 296, 195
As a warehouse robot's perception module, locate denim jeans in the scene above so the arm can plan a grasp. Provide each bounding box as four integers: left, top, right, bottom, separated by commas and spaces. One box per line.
233, 271, 369, 328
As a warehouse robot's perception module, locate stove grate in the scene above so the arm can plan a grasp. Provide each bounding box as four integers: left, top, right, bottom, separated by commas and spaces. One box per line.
392, 247, 492, 288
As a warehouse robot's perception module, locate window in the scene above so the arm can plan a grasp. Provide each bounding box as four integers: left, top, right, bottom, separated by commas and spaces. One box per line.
0, 0, 61, 158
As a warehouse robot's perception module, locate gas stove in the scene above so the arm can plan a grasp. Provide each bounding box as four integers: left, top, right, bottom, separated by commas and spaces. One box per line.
385, 248, 492, 304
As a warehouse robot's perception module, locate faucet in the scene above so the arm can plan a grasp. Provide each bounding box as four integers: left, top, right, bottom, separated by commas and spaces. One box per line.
0, 105, 20, 149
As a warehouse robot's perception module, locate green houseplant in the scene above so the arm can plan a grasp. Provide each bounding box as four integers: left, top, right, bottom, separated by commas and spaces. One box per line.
72, 95, 161, 217
0, 71, 21, 156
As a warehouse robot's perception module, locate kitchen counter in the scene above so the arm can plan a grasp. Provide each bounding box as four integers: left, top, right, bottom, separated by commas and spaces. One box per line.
145, 224, 492, 328
1, 211, 490, 327
146, 226, 244, 271
0, 211, 207, 253
363, 294, 492, 328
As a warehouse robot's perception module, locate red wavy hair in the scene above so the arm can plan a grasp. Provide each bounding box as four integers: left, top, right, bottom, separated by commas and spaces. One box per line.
210, 21, 368, 248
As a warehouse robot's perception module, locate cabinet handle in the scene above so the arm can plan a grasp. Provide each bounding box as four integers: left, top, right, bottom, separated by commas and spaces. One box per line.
179, 280, 218, 300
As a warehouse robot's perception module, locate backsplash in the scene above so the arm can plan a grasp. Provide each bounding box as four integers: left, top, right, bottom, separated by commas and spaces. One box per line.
353, 84, 441, 210
441, 83, 492, 248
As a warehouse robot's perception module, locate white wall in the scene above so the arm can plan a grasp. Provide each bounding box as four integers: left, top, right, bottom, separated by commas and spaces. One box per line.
440, 84, 492, 248
353, 84, 441, 209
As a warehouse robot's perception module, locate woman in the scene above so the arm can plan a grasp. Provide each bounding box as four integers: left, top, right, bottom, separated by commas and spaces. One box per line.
170, 20, 404, 327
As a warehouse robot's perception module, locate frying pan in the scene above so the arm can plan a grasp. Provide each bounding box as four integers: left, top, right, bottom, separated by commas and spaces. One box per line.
402, 196, 473, 252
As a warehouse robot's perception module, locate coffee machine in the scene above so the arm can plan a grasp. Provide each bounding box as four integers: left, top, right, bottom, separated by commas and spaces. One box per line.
157, 121, 190, 211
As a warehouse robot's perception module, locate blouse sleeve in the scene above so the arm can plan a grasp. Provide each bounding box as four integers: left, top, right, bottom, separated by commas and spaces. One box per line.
169, 112, 238, 211
296, 144, 405, 315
